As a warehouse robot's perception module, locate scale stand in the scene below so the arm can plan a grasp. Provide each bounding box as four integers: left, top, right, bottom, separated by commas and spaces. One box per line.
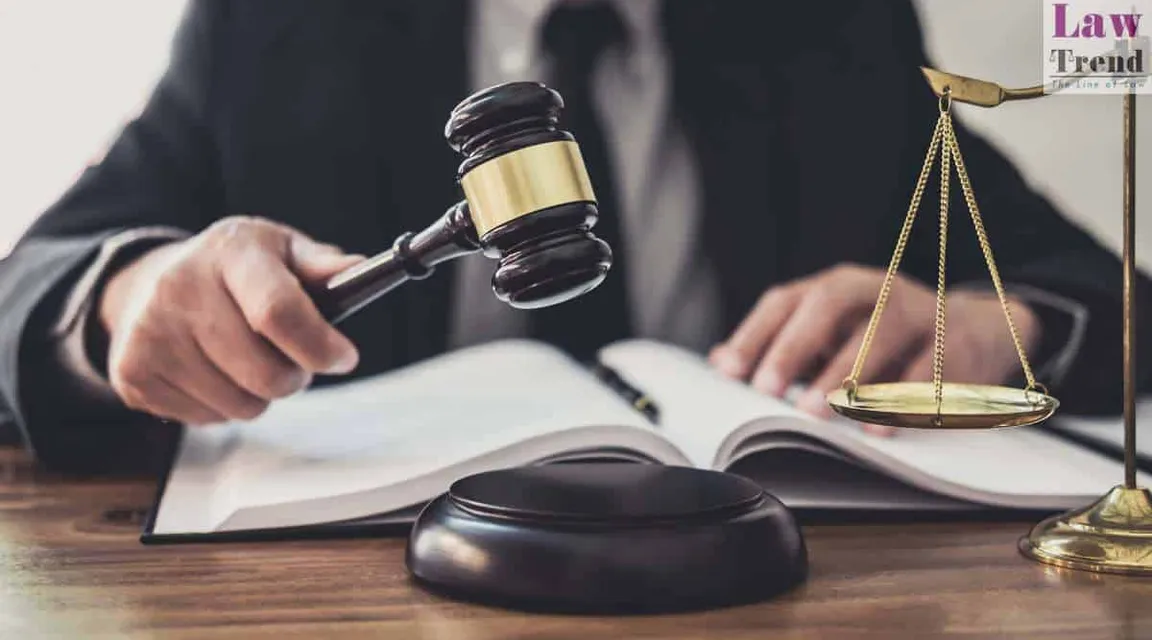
827, 66, 1150, 575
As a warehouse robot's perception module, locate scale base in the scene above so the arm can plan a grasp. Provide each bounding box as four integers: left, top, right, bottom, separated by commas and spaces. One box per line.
1019, 485, 1152, 575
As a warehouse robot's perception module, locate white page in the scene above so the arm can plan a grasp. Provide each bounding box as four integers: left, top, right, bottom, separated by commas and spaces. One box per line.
599, 340, 810, 467
155, 340, 663, 534
1046, 399, 1152, 457
601, 340, 1150, 507
727, 435, 981, 511
809, 420, 1151, 507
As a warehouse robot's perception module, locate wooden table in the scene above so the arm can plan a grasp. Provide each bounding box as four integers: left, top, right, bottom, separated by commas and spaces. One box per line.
2, 446, 1151, 639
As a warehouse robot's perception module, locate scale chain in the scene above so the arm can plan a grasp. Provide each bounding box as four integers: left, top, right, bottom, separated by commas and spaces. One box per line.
845, 115, 946, 398
845, 92, 1043, 406
943, 117, 1041, 394
933, 115, 952, 408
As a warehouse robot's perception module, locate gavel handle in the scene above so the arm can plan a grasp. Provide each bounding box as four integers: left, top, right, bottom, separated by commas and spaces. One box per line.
309, 201, 481, 325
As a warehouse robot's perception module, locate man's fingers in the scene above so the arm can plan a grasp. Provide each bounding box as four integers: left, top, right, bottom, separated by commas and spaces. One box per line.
249, 218, 363, 277
709, 287, 802, 390
164, 335, 271, 421
100, 216, 367, 423
862, 423, 897, 437
224, 245, 359, 375
800, 321, 929, 417
753, 288, 856, 397
901, 344, 935, 383
116, 364, 226, 426
797, 323, 870, 418
194, 289, 312, 401
147, 376, 228, 426
287, 233, 366, 284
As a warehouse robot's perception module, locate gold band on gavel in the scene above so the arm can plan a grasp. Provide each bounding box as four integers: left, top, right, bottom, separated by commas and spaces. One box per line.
460, 140, 597, 236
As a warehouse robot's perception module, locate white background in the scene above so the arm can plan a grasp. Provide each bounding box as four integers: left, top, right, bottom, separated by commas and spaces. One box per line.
0, 0, 1148, 269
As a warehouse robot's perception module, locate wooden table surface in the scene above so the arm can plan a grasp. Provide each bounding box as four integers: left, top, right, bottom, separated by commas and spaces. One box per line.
2, 446, 1151, 639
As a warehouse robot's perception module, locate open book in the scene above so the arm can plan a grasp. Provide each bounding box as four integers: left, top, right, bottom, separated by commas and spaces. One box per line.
144, 339, 1149, 542
1045, 399, 1152, 467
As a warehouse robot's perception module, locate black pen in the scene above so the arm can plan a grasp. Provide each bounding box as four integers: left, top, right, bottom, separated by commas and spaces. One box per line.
589, 363, 660, 425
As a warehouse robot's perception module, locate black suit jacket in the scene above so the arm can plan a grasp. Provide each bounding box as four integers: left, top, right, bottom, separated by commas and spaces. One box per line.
1, 0, 1144, 474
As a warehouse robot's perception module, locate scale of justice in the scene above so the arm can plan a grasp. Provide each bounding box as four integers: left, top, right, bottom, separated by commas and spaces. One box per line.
825, 60, 1147, 575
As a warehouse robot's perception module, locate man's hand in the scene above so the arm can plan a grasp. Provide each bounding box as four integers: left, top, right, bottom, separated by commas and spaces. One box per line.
99, 216, 364, 425
708, 264, 1041, 431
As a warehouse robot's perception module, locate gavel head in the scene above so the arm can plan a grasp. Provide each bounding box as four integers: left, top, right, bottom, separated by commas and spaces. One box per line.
444, 82, 612, 310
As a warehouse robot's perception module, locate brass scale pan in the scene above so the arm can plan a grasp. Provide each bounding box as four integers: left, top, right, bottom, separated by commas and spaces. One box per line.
827, 382, 1057, 430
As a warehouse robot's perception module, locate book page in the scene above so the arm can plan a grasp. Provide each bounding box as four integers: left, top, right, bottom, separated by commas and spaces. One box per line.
599, 340, 1151, 509
726, 434, 984, 512
1045, 399, 1152, 459
752, 417, 1152, 508
598, 340, 809, 467
153, 340, 676, 534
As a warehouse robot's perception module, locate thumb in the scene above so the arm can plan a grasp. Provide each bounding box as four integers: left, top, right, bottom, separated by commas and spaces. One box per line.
286, 234, 366, 284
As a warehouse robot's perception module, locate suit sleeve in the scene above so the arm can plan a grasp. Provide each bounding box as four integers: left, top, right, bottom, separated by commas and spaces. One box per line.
0, 0, 227, 473
890, 1, 1151, 414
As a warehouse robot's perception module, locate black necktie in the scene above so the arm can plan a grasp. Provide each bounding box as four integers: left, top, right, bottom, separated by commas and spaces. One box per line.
529, 1, 632, 360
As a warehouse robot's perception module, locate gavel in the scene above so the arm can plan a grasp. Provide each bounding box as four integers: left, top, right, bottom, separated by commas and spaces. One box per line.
309, 82, 613, 324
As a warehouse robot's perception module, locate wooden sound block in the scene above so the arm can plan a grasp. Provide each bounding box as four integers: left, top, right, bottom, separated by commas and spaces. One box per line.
405, 463, 808, 614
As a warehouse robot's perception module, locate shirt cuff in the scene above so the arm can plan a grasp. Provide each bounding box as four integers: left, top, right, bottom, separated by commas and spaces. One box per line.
51, 227, 190, 398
